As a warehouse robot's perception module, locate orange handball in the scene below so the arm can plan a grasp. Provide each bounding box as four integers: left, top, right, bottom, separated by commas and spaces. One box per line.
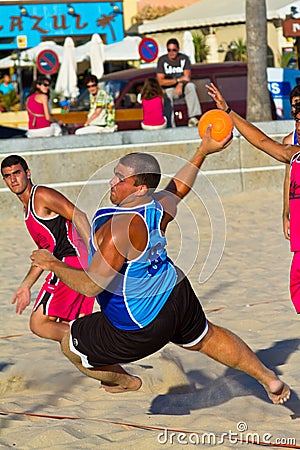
198, 109, 233, 142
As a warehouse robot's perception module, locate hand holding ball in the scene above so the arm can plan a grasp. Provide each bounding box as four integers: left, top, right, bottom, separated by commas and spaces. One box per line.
198, 109, 233, 142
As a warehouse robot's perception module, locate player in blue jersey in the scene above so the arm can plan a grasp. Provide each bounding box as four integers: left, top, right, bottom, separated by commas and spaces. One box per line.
31, 128, 290, 405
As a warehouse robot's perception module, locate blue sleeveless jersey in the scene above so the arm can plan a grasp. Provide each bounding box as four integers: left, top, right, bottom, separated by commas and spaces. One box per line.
293, 130, 299, 145
89, 199, 177, 330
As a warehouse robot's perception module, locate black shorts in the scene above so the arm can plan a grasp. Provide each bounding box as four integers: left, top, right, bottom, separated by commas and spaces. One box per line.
69, 269, 208, 368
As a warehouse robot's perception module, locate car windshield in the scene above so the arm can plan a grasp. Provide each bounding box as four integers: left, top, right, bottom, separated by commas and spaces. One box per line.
98, 80, 127, 100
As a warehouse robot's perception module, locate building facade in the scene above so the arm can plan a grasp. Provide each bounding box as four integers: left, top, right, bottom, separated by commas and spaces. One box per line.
0, 0, 125, 54
138, 0, 298, 68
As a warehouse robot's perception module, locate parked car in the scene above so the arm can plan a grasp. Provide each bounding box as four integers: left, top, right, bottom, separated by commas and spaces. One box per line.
55, 62, 272, 132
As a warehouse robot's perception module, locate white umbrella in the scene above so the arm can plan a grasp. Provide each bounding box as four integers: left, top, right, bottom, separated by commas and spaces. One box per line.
55, 37, 79, 100
74, 36, 143, 65
89, 33, 104, 79
0, 53, 33, 69
182, 31, 195, 64
0, 41, 64, 69
103, 36, 142, 61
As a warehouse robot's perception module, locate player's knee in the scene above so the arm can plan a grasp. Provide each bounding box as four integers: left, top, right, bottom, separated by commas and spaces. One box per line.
192, 322, 215, 351
29, 309, 50, 337
29, 313, 42, 337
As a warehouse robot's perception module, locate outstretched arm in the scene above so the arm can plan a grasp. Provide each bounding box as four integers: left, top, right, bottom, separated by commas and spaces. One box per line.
30, 233, 123, 297
153, 126, 232, 231
30, 250, 110, 297
206, 83, 298, 164
30, 214, 144, 298
282, 132, 292, 240
161, 125, 231, 202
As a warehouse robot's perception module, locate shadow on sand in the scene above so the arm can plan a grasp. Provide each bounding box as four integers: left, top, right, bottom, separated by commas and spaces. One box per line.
149, 339, 300, 419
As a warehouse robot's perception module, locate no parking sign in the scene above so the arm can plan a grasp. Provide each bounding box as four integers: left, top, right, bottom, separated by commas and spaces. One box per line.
139, 38, 158, 62
37, 49, 59, 75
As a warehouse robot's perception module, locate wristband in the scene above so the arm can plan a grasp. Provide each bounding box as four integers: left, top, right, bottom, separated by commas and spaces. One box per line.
225, 107, 232, 114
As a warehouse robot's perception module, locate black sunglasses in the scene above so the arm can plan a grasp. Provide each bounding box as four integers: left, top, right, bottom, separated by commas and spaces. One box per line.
86, 83, 97, 88
39, 82, 50, 87
167, 48, 178, 53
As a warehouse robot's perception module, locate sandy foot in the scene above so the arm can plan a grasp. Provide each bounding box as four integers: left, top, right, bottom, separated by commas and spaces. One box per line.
265, 379, 290, 405
100, 376, 142, 393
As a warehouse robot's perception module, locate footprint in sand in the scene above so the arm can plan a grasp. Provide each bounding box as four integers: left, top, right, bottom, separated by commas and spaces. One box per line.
128, 349, 193, 395
0, 375, 28, 395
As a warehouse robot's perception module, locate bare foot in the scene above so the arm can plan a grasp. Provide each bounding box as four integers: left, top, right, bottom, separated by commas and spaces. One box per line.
100, 376, 142, 394
264, 379, 290, 405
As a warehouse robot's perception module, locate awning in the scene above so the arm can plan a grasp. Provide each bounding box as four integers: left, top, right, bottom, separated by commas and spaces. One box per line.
139, 0, 300, 33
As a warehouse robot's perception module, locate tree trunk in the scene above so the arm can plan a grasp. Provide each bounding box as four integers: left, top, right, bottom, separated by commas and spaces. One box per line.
246, 0, 272, 121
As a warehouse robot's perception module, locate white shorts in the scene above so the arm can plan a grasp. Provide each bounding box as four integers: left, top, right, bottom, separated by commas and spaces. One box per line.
75, 125, 117, 135
26, 123, 62, 138
141, 117, 167, 130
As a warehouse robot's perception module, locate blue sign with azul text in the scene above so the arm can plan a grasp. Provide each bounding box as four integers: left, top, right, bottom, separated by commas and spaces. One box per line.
0, 2, 124, 50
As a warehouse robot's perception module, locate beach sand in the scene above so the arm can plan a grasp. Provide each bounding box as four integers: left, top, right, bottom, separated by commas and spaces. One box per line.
0, 191, 299, 449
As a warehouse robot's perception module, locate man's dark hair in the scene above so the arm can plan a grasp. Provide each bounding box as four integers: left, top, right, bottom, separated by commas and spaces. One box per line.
290, 84, 300, 104
1, 154, 28, 175
85, 74, 98, 86
166, 38, 180, 49
119, 153, 161, 191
